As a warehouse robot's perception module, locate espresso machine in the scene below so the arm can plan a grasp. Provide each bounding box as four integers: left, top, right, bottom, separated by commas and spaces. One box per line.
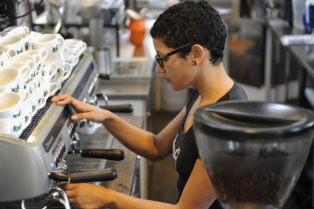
0, 53, 134, 208
193, 101, 314, 209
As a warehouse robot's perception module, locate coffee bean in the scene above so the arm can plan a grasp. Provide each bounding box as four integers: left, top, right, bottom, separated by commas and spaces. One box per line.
212, 147, 289, 204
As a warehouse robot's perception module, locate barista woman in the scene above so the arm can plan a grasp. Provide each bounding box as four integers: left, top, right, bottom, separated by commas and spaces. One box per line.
52, 1, 247, 208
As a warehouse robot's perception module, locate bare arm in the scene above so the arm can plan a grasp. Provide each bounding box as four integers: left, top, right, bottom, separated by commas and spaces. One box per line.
102, 106, 186, 161
59, 159, 216, 209
52, 95, 186, 161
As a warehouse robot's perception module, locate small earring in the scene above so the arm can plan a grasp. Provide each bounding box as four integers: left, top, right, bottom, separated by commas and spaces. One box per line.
194, 60, 196, 65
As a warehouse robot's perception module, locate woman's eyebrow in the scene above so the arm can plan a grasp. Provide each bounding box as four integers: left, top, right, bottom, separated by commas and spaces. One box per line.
156, 50, 165, 56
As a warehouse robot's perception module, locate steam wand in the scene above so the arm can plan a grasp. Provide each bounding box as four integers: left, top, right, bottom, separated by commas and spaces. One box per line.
21, 188, 71, 209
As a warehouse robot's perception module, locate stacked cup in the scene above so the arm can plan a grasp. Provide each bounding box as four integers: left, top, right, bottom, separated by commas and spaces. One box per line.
64, 39, 86, 68
0, 30, 83, 138
0, 26, 30, 36
0, 34, 62, 117
31, 34, 73, 90
0, 67, 32, 138
0, 35, 28, 57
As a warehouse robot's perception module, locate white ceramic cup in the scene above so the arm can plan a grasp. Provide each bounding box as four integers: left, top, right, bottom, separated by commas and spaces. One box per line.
0, 35, 32, 55
50, 68, 65, 90
2, 26, 28, 35
0, 67, 31, 104
77, 121, 98, 135
7, 54, 37, 77
26, 31, 41, 38
65, 39, 86, 53
24, 83, 39, 116
44, 59, 72, 81
37, 66, 58, 97
0, 36, 21, 57
22, 49, 48, 71
2, 62, 32, 84
65, 45, 81, 56
0, 92, 29, 119
27, 77, 46, 110
25, 103, 37, 117
65, 54, 79, 67
9, 33, 32, 51
0, 50, 11, 66
22, 86, 37, 117
32, 75, 49, 109
31, 34, 69, 61
0, 113, 31, 138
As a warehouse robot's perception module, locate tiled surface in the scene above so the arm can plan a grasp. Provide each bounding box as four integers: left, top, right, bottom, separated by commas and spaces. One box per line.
148, 110, 312, 208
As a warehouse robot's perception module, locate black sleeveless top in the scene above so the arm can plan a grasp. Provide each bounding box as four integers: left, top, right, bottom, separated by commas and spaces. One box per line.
173, 81, 248, 209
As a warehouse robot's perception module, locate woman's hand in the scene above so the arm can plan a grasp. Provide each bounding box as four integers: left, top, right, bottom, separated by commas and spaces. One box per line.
58, 183, 111, 209
51, 95, 107, 123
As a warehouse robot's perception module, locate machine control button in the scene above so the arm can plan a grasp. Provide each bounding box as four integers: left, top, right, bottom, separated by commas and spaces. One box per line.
80, 120, 86, 128
60, 147, 63, 157
88, 82, 95, 94
55, 157, 58, 167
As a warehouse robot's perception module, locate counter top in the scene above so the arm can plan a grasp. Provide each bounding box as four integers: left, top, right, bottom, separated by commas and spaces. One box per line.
265, 18, 314, 106
266, 18, 314, 77
97, 81, 151, 100
100, 116, 143, 195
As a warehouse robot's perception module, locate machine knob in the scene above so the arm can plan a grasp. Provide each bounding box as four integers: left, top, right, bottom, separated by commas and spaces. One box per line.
69, 141, 78, 154
90, 94, 98, 106
57, 159, 68, 173
69, 132, 80, 153
73, 132, 80, 142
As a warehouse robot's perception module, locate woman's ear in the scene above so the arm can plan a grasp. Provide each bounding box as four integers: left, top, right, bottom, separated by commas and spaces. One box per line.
191, 44, 204, 66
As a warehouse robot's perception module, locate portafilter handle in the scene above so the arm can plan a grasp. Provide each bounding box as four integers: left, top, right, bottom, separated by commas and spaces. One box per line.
98, 74, 110, 80
49, 168, 117, 183
73, 149, 125, 161
99, 104, 133, 113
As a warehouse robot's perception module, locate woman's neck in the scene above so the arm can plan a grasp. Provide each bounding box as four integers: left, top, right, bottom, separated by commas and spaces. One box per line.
193, 62, 234, 108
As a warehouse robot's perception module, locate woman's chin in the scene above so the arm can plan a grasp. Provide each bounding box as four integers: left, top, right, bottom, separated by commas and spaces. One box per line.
170, 84, 184, 92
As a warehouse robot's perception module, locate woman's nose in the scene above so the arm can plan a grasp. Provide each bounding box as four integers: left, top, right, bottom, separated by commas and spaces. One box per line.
155, 63, 165, 73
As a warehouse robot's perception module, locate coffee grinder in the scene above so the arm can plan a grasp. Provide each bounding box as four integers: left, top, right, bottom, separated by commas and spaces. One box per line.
193, 101, 314, 209
78, 0, 125, 76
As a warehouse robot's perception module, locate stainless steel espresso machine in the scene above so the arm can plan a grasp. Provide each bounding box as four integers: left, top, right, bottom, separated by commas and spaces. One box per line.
0, 53, 132, 208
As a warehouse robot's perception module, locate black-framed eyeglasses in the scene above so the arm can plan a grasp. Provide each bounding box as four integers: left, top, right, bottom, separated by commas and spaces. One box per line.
155, 44, 193, 68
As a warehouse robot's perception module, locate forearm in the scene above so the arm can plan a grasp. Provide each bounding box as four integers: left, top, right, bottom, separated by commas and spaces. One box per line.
107, 189, 176, 209
102, 110, 158, 160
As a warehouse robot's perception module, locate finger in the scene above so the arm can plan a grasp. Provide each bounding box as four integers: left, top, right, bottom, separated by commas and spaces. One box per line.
56, 96, 74, 106
71, 112, 95, 121
51, 95, 70, 102
58, 183, 76, 190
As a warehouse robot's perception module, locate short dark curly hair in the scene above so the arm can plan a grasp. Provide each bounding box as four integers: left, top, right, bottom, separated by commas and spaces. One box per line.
150, 0, 227, 65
